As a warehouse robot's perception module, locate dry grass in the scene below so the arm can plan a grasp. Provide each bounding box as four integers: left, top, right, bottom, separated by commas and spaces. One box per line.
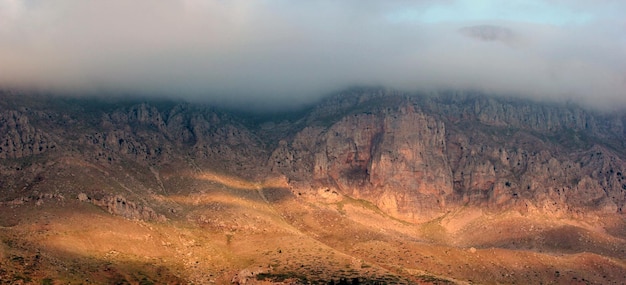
2, 171, 626, 284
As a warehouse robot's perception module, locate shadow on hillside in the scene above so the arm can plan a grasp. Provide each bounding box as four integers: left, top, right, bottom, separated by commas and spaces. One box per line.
468, 225, 626, 260
0, 244, 186, 284
261, 187, 295, 203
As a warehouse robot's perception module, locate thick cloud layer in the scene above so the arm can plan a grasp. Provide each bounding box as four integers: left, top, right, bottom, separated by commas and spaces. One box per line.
1, 0, 625, 109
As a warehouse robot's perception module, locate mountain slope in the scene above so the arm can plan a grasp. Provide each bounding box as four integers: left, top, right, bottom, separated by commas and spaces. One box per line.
270, 89, 626, 221
1, 89, 626, 284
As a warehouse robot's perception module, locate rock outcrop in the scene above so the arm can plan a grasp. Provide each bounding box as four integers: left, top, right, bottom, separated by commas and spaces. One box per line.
1, 89, 626, 222
0, 110, 56, 159
78, 193, 166, 222
268, 90, 626, 221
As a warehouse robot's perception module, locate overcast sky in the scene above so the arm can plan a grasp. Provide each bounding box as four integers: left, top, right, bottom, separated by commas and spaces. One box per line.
1, 0, 625, 109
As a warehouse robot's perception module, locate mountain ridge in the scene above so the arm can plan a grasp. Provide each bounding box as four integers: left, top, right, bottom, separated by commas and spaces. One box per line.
3, 89, 626, 217
2, 88, 626, 284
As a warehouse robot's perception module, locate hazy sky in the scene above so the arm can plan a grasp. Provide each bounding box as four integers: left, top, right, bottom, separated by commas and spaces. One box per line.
1, 0, 625, 109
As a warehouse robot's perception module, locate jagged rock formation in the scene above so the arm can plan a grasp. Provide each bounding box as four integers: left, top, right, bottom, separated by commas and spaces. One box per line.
77, 193, 166, 222
0, 110, 56, 159
1, 89, 625, 222
268, 90, 626, 221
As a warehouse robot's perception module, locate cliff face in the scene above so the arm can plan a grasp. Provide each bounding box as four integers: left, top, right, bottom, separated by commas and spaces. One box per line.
270, 105, 453, 219
2, 90, 626, 222
0, 110, 56, 159
267, 90, 626, 221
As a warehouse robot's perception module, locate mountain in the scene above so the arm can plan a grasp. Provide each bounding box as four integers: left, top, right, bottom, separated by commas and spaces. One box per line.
1, 88, 626, 284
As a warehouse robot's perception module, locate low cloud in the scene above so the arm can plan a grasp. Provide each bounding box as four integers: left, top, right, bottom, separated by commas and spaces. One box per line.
0, 0, 625, 110
459, 25, 515, 43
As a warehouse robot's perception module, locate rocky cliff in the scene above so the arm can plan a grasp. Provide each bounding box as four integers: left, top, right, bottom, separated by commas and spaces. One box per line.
268, 89, 626, 221
1, 89, 625, 222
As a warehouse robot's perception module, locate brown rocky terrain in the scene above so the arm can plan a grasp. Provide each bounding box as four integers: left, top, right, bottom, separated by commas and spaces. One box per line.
1, 88, 626, 284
